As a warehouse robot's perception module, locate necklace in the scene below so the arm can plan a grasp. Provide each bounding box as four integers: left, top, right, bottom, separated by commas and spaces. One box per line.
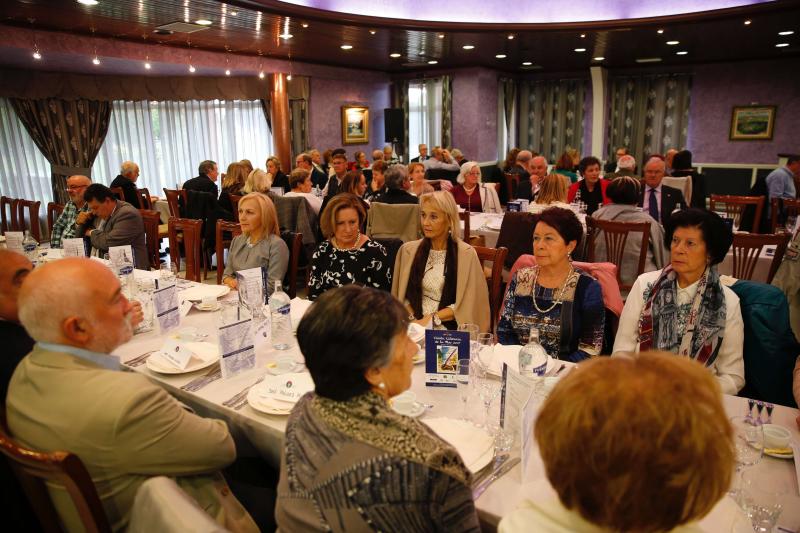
333, 231, 361, 251
463, 184, 477, 194
531, 265, 575, 314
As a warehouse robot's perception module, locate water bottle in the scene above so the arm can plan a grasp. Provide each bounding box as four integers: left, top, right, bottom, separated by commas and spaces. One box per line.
269, 281, 292, 350
518, 328, 548, 377
22, 230, 38, 262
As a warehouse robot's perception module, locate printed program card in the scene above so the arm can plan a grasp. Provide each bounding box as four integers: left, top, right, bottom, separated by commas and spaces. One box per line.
5, 231, 23, 253
236, 266, 267, 306
218, 318, 256, 379
424, 329, 469, 388
108, 245, 134, 266
63, 238, 87, 257
154, 284, 180, 332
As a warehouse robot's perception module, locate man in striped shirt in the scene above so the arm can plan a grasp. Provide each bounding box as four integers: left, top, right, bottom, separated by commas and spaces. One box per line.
50, 175, 91, 248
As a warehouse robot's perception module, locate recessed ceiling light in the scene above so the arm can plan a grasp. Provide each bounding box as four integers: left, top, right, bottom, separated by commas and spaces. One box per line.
78, 0, 99, 5
340, 44, 353, 50
92, 56, 100, 65
507, 34, 514, 40
676, 51, 688, 55
279, 33, 293, 39
428, 60, 438, 64
522, 61, 532, 66
463, 45, 475, 50
258, 71, 265, 78
390, 53, 401, 58
778, 30, 794, 36
188, 65, 196, 73
195, 19, 212, 26
369, 30, 376, 35
593, 56, 604, 61
744, 20, 752, 25
666, 40, 679, 45
580, 34, 586, 38
144, 62, 151, 69
776, 42, 790, 47
495, 54, 507, 59
438, 33, 445, 39
657, 29, 664, 34
574, 48, 586, 52
32, 50, 42, 60
225, 69, 231, 76
287, 74, 292, 81
636, 57, 662, 63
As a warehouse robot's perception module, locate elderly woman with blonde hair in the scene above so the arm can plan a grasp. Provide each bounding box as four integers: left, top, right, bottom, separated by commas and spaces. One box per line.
499, 351, 734, 533
242, 168, 273, 194
221, 192, 289, 296
528, 174, 571, 214
449, 161, 502, 213
392, 191, 490, 331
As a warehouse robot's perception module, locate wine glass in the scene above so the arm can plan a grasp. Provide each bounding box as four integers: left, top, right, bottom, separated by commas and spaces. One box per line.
478, 377, 501, 429
729, 416, 764, 501
739, 469, 789, 533
476, 333, 493, 367
456, 359, 471, 421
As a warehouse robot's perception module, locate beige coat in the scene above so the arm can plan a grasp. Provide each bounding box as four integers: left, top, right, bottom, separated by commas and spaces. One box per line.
392, 238, 490, 332
6, 345, 257, 533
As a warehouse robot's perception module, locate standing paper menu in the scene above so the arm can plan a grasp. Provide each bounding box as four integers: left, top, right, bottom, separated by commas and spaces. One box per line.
424, 329, 470, 388
218, 318, 256, 378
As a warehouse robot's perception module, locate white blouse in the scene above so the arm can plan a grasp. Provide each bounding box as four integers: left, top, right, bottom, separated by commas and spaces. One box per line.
612, 269, 745, 395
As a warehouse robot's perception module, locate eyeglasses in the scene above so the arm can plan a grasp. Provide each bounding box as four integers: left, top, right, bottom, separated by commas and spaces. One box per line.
66, 185, 88, 191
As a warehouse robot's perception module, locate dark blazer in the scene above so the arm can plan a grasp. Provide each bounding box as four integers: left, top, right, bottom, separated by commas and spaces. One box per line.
82, 201, 149, 269
372, 188, 419, 205
182, 174, 218, 197
109, 175, 140, 207
410, 155, 429, 163
638, 183, 687, 225
311, 167, 328, 189
273, 171, 290, 193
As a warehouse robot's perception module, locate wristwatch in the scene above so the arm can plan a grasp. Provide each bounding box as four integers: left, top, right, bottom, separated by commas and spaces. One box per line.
432, 312, 442, 327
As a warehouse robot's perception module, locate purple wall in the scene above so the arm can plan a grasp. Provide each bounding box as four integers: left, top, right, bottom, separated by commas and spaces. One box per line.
687, 58, 799, 164
308, 77, 391, 159
451, 68, 498, 163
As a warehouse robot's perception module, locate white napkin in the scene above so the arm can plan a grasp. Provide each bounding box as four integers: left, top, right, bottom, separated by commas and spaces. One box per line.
290, 298, 313, 331
486, 344, 522, 376
423, 418, 493, 471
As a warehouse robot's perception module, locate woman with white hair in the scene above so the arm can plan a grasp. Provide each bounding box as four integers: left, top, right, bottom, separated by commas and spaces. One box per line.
242, 168, 273, 194
449, 162, 502, 213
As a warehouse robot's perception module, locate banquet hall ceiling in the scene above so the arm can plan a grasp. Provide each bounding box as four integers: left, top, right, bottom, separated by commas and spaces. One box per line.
0, 0, 798, 74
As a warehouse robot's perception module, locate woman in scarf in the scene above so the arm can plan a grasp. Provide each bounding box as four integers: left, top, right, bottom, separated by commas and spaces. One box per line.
612, 208, 745, 394
277, 285, 480, 532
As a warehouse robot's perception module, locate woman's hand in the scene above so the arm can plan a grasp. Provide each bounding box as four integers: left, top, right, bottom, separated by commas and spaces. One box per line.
413, 315, 432, 327
223, 277, 238, 290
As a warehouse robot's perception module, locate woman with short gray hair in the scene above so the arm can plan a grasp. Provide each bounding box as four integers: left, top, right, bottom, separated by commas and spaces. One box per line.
276, 285, 480, 532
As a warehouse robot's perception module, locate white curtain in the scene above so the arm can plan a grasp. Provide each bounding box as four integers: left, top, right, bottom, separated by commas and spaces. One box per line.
408, 79, 443, 156
0, 98, 53, 204
94, 100, 273, 193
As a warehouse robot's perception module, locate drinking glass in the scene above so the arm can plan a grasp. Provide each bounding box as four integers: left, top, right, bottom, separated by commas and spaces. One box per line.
739, 469, 789, 533
456, 359, 471, 421
478, 377, 501, 428
159, 262, 178, 286
729, 416, 764, 501
476, 333, 493, 367
458, 323, 479, 341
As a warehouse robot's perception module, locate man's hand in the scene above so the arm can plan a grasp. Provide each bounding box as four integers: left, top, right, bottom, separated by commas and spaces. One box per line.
76, 212, 92, 225
129, 300, 144, 327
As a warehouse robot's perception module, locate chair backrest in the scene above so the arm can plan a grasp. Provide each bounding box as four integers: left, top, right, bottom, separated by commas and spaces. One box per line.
47, 202, 64, 240
495, 211, 540, 269
139, 209, 162, 270
1, 195, 17, 233
0, 413, 112, 533
215, 220, 242, 285
137, 188, 152, 210
503, 172, 519, 202
281, 231, 304, 299
709, 194, 765, 233
366, 203, 421, 242
168, 217, 204, 282
472, 245, 509, 333
162, 189, 187, 218
229, 194, 242, 222
730, 232, 790, 284
586, 217, 651, 292
17, 199, 42, 241
458, 211, 470, 242
770, 197, 800, 233
109, 187, 125, 202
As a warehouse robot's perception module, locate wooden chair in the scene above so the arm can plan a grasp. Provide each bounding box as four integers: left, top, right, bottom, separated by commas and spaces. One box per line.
139, 209, 162, 270
503, 172, 519, 202
586, 218, 651, 293
167, 217, 204, 282
229, 194, 242, 222
709, 195, 765, 233
1, 195, 16, 233
162, 189, 187, 218
215, 220, 242, 285
109, 187, 125, 202
136, 187, 152, 210
47, 202, 64, 241
472, 245, 509, 333
0, 413, 112, 533
770, 197, 800, 233
17, 199, 42, 241
282, 231, 304, 299
459, 211, 470, 242
730, 232, 790, 284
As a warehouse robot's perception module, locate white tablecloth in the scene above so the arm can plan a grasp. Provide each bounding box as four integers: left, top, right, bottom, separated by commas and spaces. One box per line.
115, 279, 800, 529
718, 244, 776, 283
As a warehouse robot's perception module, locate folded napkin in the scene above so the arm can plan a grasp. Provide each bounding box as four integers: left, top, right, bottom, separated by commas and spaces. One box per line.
486, 344, 522, 376
423, 418, 493, 471
290, 298, 313, 332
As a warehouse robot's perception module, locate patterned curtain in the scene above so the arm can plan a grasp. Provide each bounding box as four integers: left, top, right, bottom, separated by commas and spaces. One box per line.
391, 80, 410, 162
607, 74, 691, 166
288, 76, 310, 160
497, 77, 518, 161
441, 75, 453, 148
10, 98, 111, 203
518, 79, 586, 163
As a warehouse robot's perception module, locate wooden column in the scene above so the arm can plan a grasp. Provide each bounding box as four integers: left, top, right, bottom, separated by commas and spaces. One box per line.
269, 73, 291, 172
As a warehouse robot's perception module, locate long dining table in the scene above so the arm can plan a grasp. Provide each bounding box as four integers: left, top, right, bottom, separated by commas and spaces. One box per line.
115, 274, 800, 531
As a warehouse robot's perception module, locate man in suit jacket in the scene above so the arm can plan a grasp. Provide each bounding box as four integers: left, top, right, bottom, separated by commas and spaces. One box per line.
409, 143, 429, 163
80, 184, 149, 269
109, 161, 141, 207
183, 159, 220, 196
515, 153, 547, 201
7, 258, 257, 532
638, 156, 687, 225
296, 153, 328, 189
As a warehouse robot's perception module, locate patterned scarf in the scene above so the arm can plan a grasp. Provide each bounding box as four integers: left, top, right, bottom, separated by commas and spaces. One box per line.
637, 264, 727, 366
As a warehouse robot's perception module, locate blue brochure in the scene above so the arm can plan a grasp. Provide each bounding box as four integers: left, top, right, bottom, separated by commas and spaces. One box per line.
425, 329, 470, 388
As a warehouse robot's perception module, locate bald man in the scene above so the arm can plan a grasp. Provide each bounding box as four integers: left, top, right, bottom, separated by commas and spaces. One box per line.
6, 258, 257, 532
50, 174, 91, 248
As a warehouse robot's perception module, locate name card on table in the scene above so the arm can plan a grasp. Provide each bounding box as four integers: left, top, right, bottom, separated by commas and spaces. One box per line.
63, 238, 87, 257
425, 330, 470, 388
218, 318, 256, 379
158, 337, 193, 370
5, 231, 23, 252
236, 267, 267, 307
500, 363, 538, 482
154, 284, 181, 332
260, 373, 314, 403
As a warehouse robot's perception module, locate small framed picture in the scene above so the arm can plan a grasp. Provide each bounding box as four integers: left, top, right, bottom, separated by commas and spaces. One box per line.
341, 105, 369, 145
729, 105, 776, 141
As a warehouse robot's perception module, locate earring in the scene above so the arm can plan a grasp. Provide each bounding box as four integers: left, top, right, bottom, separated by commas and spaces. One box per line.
378, 382, 386, 390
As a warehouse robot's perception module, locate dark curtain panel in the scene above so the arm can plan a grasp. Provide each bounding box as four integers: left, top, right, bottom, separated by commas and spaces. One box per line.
390, 80, 410, 162
11, 98, 111, 203
607, 74, 691, 165
441, 75, 453, 148
288, 76, 310, 160
260, 98, 272, 132
518, 79, 586, 163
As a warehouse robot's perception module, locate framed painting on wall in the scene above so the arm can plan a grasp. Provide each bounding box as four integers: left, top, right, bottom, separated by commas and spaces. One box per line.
729, 105, 776, 141
341, 105, 369, 145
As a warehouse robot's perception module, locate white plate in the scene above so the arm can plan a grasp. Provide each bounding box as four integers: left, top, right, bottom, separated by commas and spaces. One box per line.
765, 449, 793, 460
408, 323, 426, 343
392, 402, 425, 418
485, 344, 556, 377
423, 418, 494, 474
486, 218, 503, 231
195, 302, 221, 312
246, 389, 295, 415
146, 342, 219, 374
179, 284, 230, 302
468, 441, 495, 474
